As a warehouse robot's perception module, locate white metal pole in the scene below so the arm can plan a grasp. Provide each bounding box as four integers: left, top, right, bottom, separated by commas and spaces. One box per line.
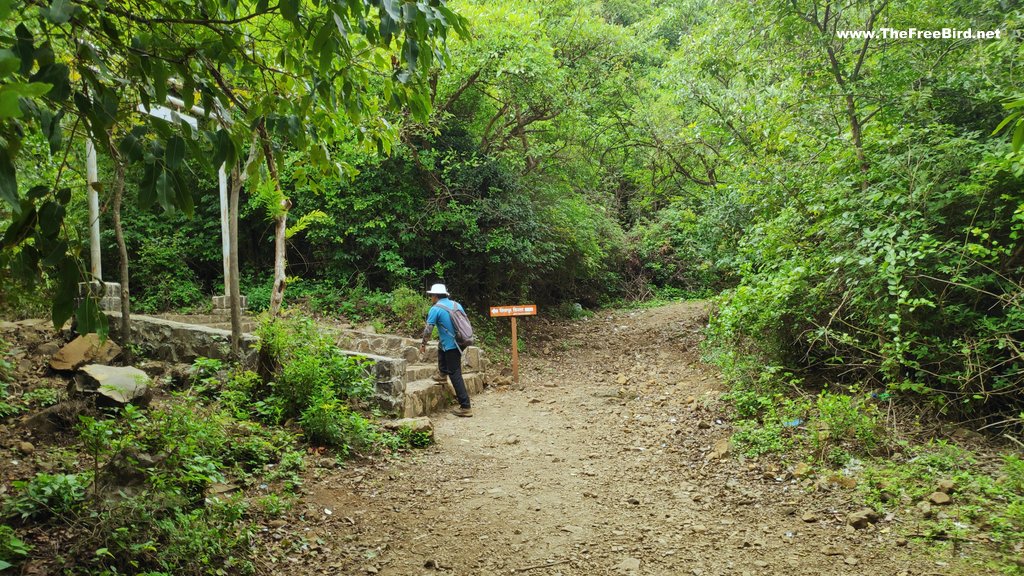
218, 164, 231, 298
86, 139, 102, 281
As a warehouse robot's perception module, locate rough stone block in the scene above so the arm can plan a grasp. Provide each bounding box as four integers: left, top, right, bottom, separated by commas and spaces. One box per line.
51, 334, 122, 371
78, 281, 121, 298
402, 346, 420, 363
212, 295, 248, 312
375, 378, 405, 398
372, 358, 406, 381
464, 347, 484, 371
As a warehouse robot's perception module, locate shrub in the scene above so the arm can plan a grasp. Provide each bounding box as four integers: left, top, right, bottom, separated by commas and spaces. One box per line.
86, 493, 254, 575
299, 384, 378, 452
2, 473, 90, 520
0, 524, 31, 571
812, 391, 883, 454
732, 418, 789, 457
21, 387, 60, 408
396, 425, 433, 449
389, 286, 431, 334
256, 314, 374, 417
132, 235, 207, 313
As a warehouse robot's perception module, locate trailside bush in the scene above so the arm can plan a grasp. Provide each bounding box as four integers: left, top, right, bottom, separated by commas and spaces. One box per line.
707, 126, 1024, 425
254, 314, 391, 450
389, 286, 431, 334
1, 473, 90, 520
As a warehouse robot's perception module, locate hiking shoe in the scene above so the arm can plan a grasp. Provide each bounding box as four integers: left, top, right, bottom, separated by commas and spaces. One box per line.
450, 407, 473, 418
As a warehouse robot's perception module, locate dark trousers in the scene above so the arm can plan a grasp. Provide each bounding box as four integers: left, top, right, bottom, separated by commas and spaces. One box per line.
438, 347, 471, 409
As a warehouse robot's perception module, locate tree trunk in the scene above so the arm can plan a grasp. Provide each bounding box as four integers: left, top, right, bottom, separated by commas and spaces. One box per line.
268, 208, 288, 317
228, 137, 263, 360
258, 123, 290, 318
110, 153, 131, 358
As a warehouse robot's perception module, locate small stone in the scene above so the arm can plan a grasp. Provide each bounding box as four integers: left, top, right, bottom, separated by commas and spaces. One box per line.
616, 557, 641, 571
896, 537, 908, 547
821, 545, 844, 556
928, 491, 952, 506
698, 421, 711, 430
35, 342, 61, 357
616, 374, 629, 385
801, 512, 818, 523
268, 519, 287, 529
380, 417, 433, 437
17, 441, 34, 455
793, 462, 813, 478
936, 479, 956, 494
844, 556, 859, 566
847, 508, 880, 529
916, 501, 933, 517
708, 438, 731, 460
627, 497, 640, 505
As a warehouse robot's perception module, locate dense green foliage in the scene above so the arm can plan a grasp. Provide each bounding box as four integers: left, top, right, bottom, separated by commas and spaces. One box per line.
0, 0, 467, 330
675, 1, 1024, 424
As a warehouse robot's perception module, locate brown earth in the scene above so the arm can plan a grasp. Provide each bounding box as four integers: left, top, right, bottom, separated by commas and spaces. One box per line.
272, 301, 969, 576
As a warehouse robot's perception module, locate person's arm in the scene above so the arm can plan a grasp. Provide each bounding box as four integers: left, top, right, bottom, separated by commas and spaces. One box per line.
421, 307, 439, 352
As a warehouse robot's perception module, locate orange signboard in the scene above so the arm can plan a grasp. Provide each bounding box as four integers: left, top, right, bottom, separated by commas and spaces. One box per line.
489, 304, 537, 317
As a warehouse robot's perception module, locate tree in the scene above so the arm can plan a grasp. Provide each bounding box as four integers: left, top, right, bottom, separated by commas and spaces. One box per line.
0, 0, 468, 340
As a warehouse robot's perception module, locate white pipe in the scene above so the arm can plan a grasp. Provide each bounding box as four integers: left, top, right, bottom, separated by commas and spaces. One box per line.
86, 140, 102, 281
219, 164, 231, 298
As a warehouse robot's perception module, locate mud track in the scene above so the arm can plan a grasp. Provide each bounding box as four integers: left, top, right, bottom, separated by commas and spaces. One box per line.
289, 302, 927, 575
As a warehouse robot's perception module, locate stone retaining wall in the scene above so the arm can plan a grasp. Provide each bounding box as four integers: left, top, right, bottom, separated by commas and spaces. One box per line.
104, 314, 487, 417
105, 313, 258, 363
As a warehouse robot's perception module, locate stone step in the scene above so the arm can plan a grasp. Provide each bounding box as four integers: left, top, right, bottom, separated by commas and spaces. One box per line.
405, 364, 437, 382
403, 380, 450, 418
402, 371, 488, 418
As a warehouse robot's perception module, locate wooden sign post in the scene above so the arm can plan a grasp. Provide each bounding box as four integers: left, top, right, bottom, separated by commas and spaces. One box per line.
489, 304, 538, 384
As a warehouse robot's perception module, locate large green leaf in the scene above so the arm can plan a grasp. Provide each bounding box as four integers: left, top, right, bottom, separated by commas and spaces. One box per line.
75, 295, 109, 337
40, 108, 64, 153
0, 49, 20, 77
37, 201, 65, 238
32, 63, 71, 102
45, 0, 77, 24
0, 146, 18, 212
13, 24, 34, 76
0, 82, 53, 120
51, 257, 78, 330
165, 135, 185, 169
2, 200, 35, 247
281, 0, 300, 26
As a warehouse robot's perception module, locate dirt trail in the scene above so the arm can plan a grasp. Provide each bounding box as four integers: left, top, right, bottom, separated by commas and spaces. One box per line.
291, 302, 927, 575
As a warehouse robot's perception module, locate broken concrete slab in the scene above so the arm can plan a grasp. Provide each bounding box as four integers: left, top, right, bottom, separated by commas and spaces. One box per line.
50, 334, 122, 371
75, 364, 153, 407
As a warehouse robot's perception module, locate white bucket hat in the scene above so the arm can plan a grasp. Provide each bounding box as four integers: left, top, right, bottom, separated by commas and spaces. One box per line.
426, 283, 449, 296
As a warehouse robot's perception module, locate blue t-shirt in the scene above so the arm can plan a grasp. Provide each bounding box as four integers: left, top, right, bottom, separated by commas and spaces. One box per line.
427, 298, 465, 351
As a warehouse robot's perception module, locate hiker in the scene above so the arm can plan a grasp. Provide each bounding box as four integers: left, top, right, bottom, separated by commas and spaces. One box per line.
420, 283, 473, 417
